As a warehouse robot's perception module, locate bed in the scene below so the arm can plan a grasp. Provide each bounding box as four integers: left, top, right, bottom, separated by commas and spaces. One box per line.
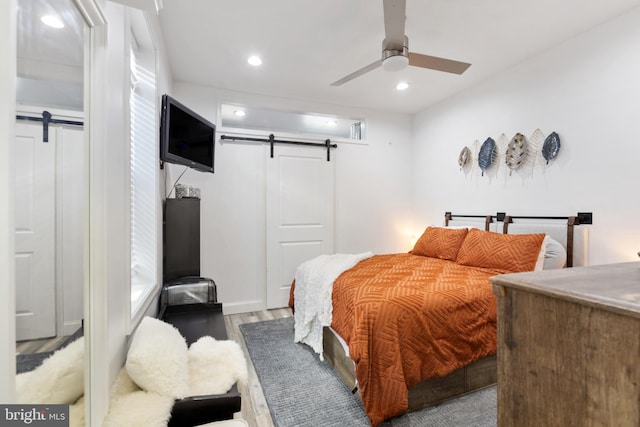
291, 212, 590, 425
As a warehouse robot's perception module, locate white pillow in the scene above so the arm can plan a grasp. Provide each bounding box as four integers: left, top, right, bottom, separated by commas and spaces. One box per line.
125, 316, 189, 399
534, 236, 547, 271
188, 336, 249, 396
543, 236, 567, 269
16, 337, 85, 404
534, 235, 567, 270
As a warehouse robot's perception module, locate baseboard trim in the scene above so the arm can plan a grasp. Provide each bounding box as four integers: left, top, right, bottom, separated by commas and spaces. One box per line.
62, 320, 83, 336
222, 299, 264, 315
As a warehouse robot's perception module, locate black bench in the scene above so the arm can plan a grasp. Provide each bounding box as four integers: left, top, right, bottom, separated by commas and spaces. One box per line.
160, 301, 242, 426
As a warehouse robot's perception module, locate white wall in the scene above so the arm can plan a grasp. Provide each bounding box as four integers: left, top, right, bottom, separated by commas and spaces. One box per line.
166, 82, 414, 313
91, 2, 173, 421
413, 7, 640, 265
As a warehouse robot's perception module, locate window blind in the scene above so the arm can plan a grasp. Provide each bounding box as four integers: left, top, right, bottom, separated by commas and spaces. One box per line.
130, 46, 157, 312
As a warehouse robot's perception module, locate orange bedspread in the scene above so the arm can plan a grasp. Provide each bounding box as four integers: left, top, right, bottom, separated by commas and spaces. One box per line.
331, 253, 500, 425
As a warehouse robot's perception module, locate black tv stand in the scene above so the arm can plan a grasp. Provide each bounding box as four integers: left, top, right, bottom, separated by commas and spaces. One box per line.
163, 197, 200, 283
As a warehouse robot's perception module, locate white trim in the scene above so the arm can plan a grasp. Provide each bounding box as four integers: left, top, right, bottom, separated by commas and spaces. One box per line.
152, 14, 163, 328
222, 299, 266, 315
62, 320, 83, 337
0, 0, 17, 404
52, 116, 85, 339
130, 284, 162, 331
78, 0, 108, 425
123, 6, 134, 335
73, 0, 106, 27
108, 0, 163, 14
55, 126, 64, 338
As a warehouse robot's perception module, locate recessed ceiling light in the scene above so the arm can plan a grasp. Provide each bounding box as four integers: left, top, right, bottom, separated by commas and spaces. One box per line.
234, 110, 246, 117
41, 15, 64, 29
326, 120, 337, 127
247, 56, 262, 66
396, 82, 409, 91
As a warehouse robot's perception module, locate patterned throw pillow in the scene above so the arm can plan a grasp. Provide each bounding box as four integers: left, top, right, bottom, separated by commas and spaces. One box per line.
411, 226, 469, 261
456, 228, 545, 273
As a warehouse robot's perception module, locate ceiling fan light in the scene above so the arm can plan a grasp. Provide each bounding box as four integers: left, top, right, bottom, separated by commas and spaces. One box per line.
382, 55, 409, 72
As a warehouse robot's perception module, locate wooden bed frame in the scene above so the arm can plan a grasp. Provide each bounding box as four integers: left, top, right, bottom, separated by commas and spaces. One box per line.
323, 327, 498, 413
322, 212, 590, 415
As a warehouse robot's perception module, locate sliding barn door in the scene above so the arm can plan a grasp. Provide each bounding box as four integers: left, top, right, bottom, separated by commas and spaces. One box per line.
266, 145, 335, 308
14, 121, 84, 340
14, 121, 56, 340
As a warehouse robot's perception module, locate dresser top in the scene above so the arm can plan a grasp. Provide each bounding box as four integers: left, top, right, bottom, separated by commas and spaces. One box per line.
491, 262, 640, 318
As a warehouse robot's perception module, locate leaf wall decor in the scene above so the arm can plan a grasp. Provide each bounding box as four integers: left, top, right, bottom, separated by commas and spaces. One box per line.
505, 132, 527, 175
478, 137, 496, 176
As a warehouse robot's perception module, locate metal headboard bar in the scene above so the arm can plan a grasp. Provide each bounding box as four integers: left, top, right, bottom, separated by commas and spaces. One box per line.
445, 213, 495, 219
444, 212, 494, 231
446, 211, 593, 268
447, 212, 592, 225
503, 216, 592, 267
567, 216, 577, 268
501, 213, 592, 225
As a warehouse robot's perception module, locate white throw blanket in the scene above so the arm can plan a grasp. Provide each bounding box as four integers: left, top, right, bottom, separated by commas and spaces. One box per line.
294, 252, 373, 359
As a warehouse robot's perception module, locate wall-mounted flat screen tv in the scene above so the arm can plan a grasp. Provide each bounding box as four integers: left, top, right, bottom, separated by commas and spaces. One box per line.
160, 94, 215, 173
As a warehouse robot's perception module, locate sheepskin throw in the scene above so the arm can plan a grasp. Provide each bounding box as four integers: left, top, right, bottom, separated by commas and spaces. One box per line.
69, 396, 85, 427
188, 336, 248, 396
103, 390, 174, 427
104, 368, 173, 427
16, 337, 84, 404
125, 316, 189, 399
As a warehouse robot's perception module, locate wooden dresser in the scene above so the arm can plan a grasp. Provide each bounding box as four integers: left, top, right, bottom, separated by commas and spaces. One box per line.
491, 262, 640, 427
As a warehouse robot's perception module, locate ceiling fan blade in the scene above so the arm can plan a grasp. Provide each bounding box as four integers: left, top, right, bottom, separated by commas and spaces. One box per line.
408, 52, 471, 75
383, 0, 406, 49
330, 59, 383, 86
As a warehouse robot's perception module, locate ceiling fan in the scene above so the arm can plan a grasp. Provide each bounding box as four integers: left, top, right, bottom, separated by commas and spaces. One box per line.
330, 0, 471, 86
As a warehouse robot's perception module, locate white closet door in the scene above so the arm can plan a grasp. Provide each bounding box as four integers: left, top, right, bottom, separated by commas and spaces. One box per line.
266, 145, 335, 308
57, 126, 85, 335
15, 121, 56, 341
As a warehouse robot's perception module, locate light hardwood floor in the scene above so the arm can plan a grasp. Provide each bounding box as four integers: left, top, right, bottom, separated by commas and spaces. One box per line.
224, 308, 293, 427
15, 334, 73, 355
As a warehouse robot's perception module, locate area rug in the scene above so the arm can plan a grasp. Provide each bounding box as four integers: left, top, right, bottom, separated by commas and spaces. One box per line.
240, 317, 496, 427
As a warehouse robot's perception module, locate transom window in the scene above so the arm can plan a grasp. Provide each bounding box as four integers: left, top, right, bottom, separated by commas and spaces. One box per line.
220, 104, 365, 141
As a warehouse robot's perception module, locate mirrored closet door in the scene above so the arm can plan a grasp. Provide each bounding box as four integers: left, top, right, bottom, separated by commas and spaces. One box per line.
14, 0, 86, 387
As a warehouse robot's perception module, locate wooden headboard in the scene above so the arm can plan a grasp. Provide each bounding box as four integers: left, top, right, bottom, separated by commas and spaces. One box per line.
444, 212, 592, 267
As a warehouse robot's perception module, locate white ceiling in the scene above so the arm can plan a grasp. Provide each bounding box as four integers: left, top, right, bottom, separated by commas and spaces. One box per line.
18, 0, 83, 67
16, 0, 84, 111
159, 0, 640, 114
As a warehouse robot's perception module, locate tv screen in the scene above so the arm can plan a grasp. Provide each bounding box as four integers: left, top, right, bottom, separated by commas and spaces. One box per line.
160, 94, 215, 173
